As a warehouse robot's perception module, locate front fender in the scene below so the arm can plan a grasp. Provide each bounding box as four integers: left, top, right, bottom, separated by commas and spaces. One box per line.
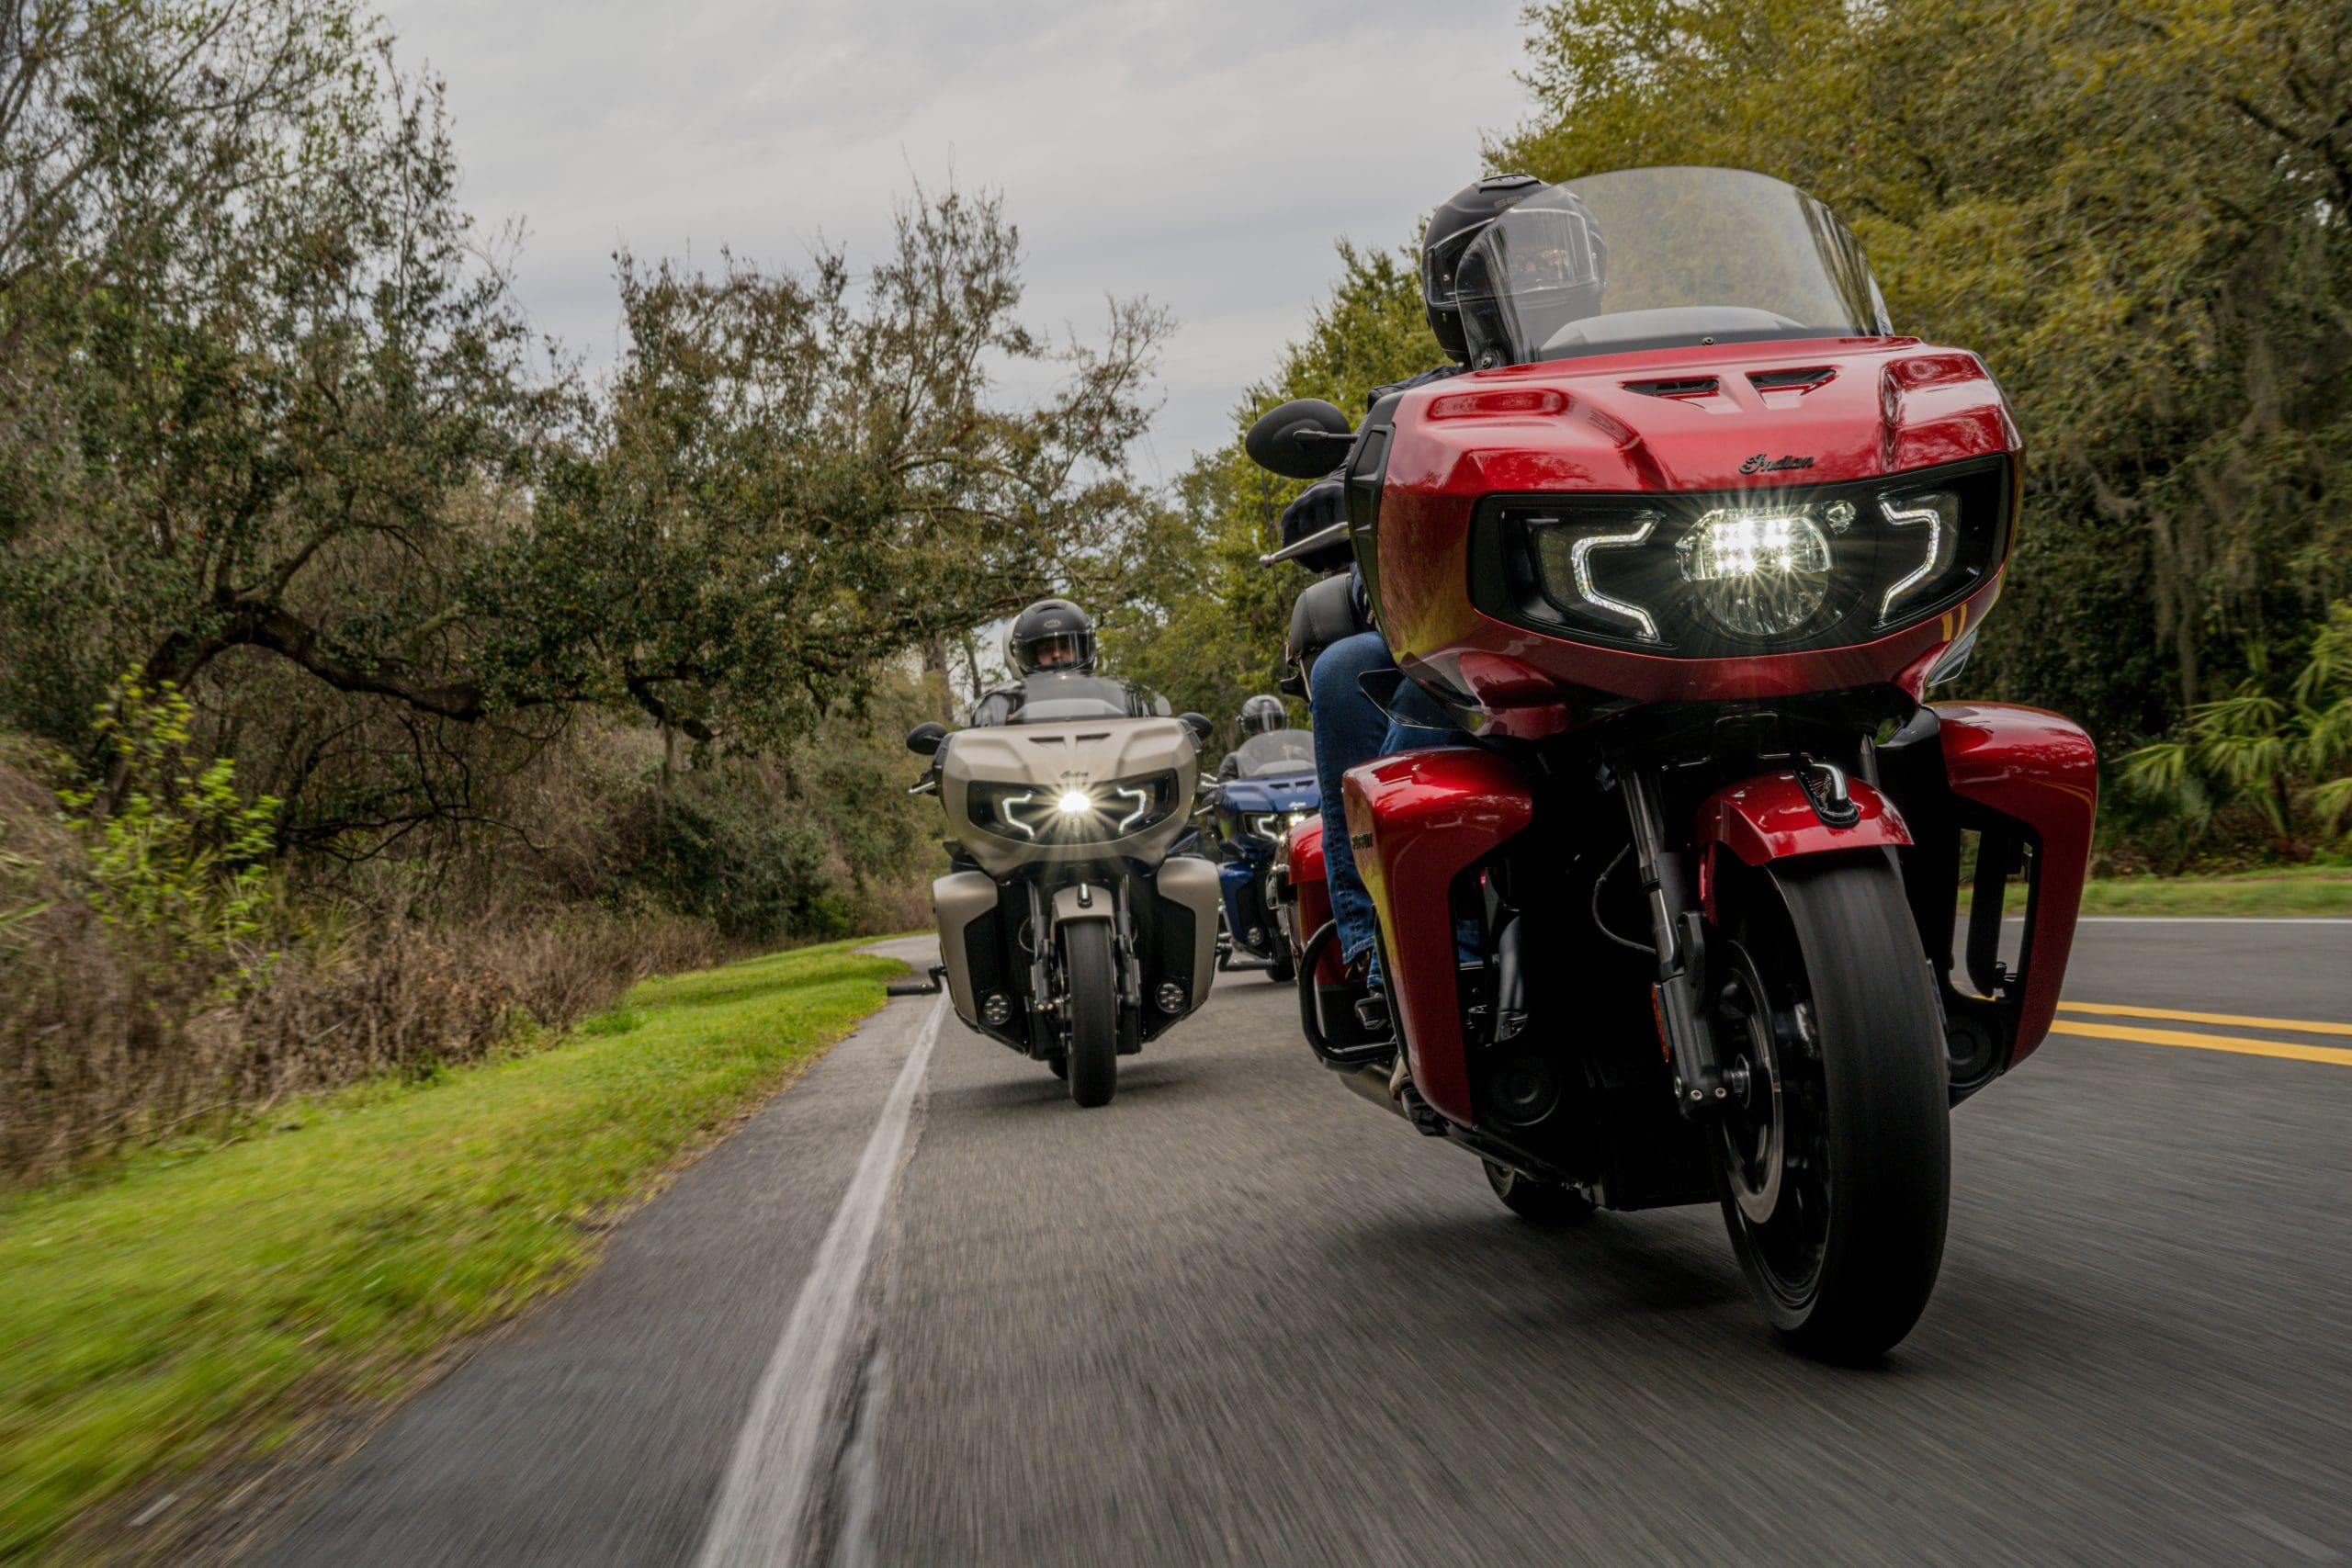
1050, 884, 1116, 924
1694, 773, 1911, 922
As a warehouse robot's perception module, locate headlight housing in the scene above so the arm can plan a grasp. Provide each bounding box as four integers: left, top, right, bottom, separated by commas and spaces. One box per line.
968, 772, 1181, 842
1243, 809, 1314, 843
1475, 457, 2009, 656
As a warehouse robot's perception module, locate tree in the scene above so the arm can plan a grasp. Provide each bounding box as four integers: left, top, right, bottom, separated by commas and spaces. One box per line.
0, 0, 1170, 858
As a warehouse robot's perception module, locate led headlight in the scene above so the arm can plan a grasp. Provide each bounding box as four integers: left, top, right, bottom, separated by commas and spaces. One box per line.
1876, 489, 1961, 623
1487, 457, 2010, 656
1676, 506, 1836, 639
1529, 511, 1665, 641
969, 773, 1179, 842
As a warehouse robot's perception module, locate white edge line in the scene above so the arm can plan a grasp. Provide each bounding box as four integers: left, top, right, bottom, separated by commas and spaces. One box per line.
2002, 916, 2352, 926
692, 994, 946, 1568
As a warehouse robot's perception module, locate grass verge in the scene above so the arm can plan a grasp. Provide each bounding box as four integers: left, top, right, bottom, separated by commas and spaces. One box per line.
2002, 867, 2352, 917
0, 939, 906, 1563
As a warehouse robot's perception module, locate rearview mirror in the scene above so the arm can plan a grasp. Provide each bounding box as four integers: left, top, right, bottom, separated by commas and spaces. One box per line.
904, 721, 947, 756
1245, 399, 1353, 479
1178, 712, 1213, 746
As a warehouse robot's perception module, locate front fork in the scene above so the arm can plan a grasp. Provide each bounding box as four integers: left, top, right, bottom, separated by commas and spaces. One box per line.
1623, 769, 1729, 1118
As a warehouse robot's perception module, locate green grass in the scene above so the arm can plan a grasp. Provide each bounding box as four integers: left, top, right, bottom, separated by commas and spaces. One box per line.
0, 939, 905, 1562
2001, 866, 2352, 917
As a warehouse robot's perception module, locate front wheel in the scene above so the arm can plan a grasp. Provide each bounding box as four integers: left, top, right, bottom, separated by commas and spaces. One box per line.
1712, 856, 1950, 1361
1060, 920, 1118, 1108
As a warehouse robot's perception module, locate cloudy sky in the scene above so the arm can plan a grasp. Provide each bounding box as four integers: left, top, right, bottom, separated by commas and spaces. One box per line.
374, 0, 1532, 479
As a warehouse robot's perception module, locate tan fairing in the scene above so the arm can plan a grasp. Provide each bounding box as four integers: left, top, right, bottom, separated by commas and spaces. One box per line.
938, 716, 1201, 878
1152, 855, 1222, 1004
931, 870, 1001, 1028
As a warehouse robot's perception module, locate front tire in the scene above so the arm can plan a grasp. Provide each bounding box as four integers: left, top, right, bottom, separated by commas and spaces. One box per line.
1713, 855, 1950, 1361
1061, 921, 1118, 1108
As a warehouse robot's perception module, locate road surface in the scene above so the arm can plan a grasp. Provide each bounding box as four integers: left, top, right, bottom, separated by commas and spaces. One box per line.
265, 919, 2352, 1566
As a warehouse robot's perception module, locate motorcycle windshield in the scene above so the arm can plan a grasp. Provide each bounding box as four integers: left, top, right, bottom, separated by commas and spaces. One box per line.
1450, 167, 1892, 367
1231, 731, 1317, 776
1014, 671, 1133, 723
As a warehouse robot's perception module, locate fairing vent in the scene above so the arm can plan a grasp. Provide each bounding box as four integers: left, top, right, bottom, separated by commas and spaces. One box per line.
1623, 377, 1720, 400
1747, 367, 1836, 393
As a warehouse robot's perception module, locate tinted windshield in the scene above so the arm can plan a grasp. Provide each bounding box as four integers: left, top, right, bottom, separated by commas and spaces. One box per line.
1232, 731, 1316, 776
1454, 167, 1890, 367
1013, 671, 1134, 724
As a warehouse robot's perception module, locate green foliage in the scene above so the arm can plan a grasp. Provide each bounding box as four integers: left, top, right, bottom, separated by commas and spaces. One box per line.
626, 773, 848, 942
0, 0, 1170, 893
2124, 604, 2352, 852
59, 679, 279, 964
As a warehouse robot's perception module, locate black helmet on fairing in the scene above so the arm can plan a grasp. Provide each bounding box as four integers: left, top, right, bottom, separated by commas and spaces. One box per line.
1238, 694, 1288, 736
1422, 173, 1601, 365
1007, 598, 1097, 675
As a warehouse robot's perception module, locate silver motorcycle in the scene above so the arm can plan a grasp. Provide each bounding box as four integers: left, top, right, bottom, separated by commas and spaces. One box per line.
907, 672, 1220, 1107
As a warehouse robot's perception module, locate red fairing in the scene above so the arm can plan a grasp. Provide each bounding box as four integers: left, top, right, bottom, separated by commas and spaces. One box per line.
1692, 773, 1913, 919
1936, 703, 2098, 1066
1342, 748, 1534, 1126
1373, 339, 2021, 722
1284, 816, 1344, 987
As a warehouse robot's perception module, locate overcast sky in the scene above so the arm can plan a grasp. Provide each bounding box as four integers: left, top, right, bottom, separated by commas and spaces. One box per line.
374, 0, 1531, 479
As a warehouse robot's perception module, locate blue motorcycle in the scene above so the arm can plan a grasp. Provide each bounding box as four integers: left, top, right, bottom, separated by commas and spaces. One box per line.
1211, 728, 1319, 982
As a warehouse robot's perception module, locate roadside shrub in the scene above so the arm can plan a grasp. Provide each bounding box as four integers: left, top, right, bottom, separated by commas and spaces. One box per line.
624, 771, 851, 941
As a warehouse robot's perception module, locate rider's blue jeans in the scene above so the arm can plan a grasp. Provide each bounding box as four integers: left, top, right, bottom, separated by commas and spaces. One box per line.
1308, 630, 1464, 970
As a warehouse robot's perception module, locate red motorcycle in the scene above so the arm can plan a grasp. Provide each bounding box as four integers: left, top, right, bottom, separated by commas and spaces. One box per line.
1256, 167, 2096, 1359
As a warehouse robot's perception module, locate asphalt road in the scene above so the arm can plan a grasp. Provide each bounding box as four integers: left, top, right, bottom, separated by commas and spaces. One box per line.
266, 919, 2352, 1567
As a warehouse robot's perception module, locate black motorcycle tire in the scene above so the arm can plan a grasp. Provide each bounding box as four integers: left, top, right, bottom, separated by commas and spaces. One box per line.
1482, 1160, 1594, 1225
1266, 946, 1295, 984
1061, 921, 1118, 1109
1714, 854, 1950, 1362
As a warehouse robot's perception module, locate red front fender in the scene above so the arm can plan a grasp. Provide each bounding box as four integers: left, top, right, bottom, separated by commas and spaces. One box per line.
1693, 772, 1912, 922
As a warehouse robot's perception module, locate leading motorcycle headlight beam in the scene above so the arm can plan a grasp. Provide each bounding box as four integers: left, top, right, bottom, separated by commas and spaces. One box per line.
1676, 507, 1834, 638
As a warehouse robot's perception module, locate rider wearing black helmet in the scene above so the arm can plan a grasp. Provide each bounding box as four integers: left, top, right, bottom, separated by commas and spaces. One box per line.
1217, 694, 1293, 783
969, 598, 1159, 727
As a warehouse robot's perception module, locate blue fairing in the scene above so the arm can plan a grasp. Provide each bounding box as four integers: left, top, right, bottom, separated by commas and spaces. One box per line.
1218, 772, 1319, 816
1215, 770, 1318, 958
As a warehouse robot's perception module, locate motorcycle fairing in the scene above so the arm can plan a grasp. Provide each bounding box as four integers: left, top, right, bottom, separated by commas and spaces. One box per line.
1279, 815, 1343, 987
1875, 703, 2098, 1088
1216, 773, 1319, 816
1341, 747, 1536, 1126
933, 870, 1017, 1047
1361, 340, 2020, 732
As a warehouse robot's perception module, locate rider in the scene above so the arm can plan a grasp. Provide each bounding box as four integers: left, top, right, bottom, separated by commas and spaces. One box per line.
967, 598, 1158, 726
1304, 174, 1605, 993
1216, 694, 1293, 783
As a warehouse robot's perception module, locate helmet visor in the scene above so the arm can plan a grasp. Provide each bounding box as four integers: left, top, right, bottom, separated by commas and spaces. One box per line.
1021, 632, 1091, 672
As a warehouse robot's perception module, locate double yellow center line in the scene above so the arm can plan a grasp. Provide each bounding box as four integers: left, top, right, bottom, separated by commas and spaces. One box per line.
2051, 1001, 2352, 1068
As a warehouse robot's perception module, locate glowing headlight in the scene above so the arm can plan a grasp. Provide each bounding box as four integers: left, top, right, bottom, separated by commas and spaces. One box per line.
1497, 460, 2006, 652
1676, 507, 1835, 638
969, 773, 1178, 842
